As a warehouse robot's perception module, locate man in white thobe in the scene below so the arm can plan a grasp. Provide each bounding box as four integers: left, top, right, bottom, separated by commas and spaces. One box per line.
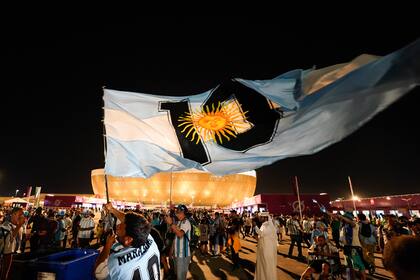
254, 212, 277, 280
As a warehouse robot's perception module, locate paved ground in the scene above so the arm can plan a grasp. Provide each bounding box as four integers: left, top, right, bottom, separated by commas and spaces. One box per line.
185, 236, 393, 280
18, 233, 393, 279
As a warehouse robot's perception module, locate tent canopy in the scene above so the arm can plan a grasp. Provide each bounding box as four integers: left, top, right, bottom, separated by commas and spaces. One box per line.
4, 197, 30, 204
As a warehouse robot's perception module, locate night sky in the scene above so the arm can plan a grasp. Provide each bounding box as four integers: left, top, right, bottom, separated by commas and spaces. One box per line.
0, 17, 419, 199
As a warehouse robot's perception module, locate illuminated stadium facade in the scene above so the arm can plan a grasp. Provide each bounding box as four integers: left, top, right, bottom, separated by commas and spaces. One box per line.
91, 169, 257, 207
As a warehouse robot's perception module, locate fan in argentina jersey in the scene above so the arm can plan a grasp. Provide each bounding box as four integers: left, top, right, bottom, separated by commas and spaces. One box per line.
96, 235, 160, 280
95, 203, 160, 280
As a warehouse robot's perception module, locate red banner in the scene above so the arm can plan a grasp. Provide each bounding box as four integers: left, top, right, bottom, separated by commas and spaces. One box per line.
43, 195, 77, 208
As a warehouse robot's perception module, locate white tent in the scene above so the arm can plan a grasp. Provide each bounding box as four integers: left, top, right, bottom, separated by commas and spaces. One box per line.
4, 197, 30, 205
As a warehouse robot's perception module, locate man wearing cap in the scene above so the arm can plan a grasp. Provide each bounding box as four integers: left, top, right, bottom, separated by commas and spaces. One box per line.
165, 205, 191, 280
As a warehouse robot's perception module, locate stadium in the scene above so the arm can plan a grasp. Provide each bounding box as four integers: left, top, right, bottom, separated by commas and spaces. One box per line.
91, 168, 257, 207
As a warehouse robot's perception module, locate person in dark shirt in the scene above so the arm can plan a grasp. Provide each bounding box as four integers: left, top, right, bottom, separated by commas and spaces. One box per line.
330, 216, 341, 248
71, 210, 81, 248
27, 207, 48, 252
411, 218, 420, 236
149, 227, 164, 253
45, 210, 58, 249
252, 215, 261, 239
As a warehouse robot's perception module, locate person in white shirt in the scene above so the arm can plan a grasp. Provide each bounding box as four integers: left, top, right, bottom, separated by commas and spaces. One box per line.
63, 213, 72, 248
94, 203, 160, 280
302, 216, 312, 247
254, 213, 278, 280
273, 217, 280, 244
77, 210, 95, 248
165, 204, 191, 280
54, 213, 66, 248
0, 207, 25, 280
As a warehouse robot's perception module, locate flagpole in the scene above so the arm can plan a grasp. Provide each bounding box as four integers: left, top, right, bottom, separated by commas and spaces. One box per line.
169, 169, 173, 208
348, 176, 357, 213
101, 87, 115, 240
102, 86, 110, 203
102, 123, 109, 203
25, 186, 32, 210
295, 176, 303, 221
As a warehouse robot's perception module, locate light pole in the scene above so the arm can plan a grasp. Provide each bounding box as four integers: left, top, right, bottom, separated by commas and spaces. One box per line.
347, 176, 357, 213
15, 189, 19, 197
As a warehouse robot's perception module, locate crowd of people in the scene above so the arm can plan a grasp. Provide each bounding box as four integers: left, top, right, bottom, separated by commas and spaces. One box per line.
0, 204, 251, 279
0, 204, 420, 280
279, 210, 420, 280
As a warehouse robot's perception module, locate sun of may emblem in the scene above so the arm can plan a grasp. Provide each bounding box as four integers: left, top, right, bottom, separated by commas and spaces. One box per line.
178, 100, 252, 144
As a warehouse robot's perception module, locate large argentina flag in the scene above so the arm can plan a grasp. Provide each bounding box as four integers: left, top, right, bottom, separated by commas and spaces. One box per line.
104, 39, 420, 178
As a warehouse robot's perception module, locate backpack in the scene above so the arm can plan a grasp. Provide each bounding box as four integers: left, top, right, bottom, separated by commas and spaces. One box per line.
360, 223, 372, 238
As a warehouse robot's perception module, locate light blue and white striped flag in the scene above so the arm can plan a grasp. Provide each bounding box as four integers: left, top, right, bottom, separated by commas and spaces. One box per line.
104, 39, 419, 178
